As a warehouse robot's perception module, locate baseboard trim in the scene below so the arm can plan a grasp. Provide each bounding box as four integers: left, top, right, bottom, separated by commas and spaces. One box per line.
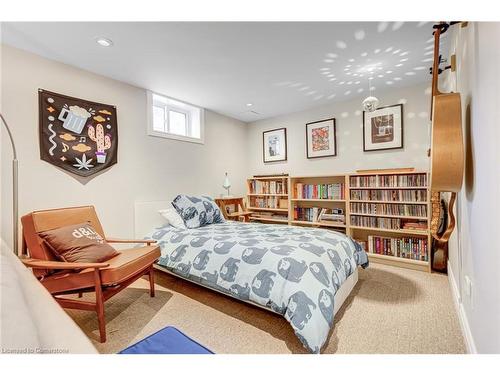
447, 261, 477, 354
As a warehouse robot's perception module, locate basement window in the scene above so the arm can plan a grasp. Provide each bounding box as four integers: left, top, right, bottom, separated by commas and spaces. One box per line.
147, 91, 204, 143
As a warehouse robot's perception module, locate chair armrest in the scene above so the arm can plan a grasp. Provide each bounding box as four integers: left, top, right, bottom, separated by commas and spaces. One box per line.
106, 238, 157, 245
21, 258, 109, 270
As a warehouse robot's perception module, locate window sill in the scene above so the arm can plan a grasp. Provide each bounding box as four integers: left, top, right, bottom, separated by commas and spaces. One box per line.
148, 130, 204, 144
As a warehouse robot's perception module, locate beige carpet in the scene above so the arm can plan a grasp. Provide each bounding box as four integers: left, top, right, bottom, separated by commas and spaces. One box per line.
67, 263, 466, 354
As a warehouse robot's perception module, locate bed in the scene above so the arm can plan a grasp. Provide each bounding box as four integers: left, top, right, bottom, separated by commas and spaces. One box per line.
134, 200, 368, 353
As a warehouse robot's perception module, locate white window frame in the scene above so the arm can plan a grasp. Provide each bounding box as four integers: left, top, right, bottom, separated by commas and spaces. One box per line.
147, 91, 205, 144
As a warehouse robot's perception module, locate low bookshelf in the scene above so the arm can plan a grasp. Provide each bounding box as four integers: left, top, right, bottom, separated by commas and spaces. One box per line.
348, 170, 431, 272
245, 170, 431, 272
289, 175, 348, 234
246, 175, 290, 224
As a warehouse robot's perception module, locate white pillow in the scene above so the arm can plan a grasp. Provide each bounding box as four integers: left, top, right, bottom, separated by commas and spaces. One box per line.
158, 207, 187, 229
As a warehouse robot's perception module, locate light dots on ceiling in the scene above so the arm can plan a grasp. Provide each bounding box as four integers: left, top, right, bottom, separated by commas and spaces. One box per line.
386, 81, 394, 85
246, 103, 253, 107
354, 29, 366, 41
392, 22, 405, 31
395, 63, 403, 67
394, 77, 402, 81
96, 37, 113, 47
327, 93, 336, 100
344, 90, 352, 95
413, 66, 426, 71
374, 48, 381, 54
327, 53, 338, 58
377, 22, 389, 33
422, 57, 433, 62
348, 58, 355, 62
323, 59, 334, 63
360, 52, 368, 57
386, 70, 393, 74
385, 46, 393, 53
336, 40, 347, 49
400, 58, 409, 62
357, 88, 364, 93
329, 77, 337, 81
424, 50, 434, 56
405, 71, 416, 76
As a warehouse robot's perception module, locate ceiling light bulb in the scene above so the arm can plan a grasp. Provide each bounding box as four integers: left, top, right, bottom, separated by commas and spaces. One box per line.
96, 37, 113, 47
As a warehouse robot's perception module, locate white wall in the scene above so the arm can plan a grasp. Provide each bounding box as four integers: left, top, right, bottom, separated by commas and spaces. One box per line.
0, 45, 248, 250
444, 22, 500, 353
247, 82, 432, 175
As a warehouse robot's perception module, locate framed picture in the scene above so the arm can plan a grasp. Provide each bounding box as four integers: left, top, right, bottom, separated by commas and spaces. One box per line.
306, 118, 336, 158
263, 127, 287, 163
363, 104, 403, 152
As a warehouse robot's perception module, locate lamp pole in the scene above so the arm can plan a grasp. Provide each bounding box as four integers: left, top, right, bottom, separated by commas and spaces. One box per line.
1, 113, 19, 254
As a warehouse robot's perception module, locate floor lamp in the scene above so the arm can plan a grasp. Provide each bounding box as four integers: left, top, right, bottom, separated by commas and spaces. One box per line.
1, 113, 19, 255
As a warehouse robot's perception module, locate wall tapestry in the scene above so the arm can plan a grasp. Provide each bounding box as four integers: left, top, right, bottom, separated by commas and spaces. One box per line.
38, 89, 118, 177
263, 127, 287, 163
306, 118, 336, 158
363, 103, 403, 152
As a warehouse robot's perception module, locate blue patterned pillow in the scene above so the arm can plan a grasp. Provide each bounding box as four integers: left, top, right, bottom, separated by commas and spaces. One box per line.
171, 195, 225, 228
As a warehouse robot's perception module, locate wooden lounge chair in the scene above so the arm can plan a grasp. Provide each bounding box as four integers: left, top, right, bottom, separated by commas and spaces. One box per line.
20, 205, 161, 343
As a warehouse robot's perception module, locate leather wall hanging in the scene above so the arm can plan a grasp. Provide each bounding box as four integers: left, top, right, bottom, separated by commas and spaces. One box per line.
38, 89, 118, 178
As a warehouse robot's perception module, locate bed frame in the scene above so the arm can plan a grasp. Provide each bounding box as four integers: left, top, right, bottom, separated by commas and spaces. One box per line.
134, 200, 358, 317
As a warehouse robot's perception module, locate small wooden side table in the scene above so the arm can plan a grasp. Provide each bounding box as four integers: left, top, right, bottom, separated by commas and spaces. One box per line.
215, 197, 253, 222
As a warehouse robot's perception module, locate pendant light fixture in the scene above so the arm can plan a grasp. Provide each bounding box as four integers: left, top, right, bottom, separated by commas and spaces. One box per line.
362, 71, 379, 112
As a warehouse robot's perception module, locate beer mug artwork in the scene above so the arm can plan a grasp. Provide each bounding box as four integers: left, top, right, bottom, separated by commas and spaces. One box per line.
58, 105, 92, 134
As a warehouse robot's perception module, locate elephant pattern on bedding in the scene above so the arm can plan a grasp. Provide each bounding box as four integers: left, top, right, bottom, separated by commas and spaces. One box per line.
147, 221, 368, 353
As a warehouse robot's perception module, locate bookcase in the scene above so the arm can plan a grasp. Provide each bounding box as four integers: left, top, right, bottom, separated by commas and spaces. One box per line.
289, 175, 348, 233
348, 170, 431, 272
245, 170, 431, 272
246, 175, 290, 224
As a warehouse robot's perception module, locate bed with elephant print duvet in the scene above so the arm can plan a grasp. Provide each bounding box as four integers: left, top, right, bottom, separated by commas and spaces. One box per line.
145, 221, 369, 353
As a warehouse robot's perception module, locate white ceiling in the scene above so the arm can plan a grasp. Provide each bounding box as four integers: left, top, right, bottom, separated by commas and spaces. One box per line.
1, 22, 447, 122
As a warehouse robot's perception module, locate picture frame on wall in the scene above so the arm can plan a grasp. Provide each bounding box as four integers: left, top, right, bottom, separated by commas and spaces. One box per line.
363, 104, 403, 152
263, 127, 287, 163
306, 118, 336, 158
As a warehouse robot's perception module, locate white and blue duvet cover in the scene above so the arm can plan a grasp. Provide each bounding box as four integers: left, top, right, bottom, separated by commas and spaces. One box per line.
145, 221, 368, 353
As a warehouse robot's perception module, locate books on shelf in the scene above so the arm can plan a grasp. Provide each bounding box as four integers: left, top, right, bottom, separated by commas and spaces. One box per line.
350, 174, 427, 188
350, 202, 427, 217
295, 183, 345, 200
365, 235, 428, 261
250, 180, 287, 195
249, 196, 285, 209
350, 215, 427, 231
251, 212, 288, 221
350, 189, 427, 202
294, 207, 345, 224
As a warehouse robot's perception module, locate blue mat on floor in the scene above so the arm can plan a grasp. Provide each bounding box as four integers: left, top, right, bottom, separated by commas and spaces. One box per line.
119, 326, 214, 354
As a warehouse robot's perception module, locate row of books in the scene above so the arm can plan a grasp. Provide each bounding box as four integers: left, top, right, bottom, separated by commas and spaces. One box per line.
293, 207, 345, 223
350, 202, 428, 217
295, 183, 345, 200
249, 196, 284, 209
251, 212, 288, 221
350, 215, 427, 230
249, 180, 287, 195
363, 235, 428, 261
349, 174, 427, 188
350, 189, 427, 202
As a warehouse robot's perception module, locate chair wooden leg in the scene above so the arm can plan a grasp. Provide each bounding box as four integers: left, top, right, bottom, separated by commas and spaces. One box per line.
94, 269, 106, 343
78, 292, 83, 298
149, 267, 155, 297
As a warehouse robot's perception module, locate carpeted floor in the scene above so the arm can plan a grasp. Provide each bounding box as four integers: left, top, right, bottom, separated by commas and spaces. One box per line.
66, 263, 466, 354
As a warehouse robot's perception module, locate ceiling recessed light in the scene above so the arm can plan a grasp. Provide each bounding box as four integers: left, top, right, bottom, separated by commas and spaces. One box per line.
96, 37, 113, 47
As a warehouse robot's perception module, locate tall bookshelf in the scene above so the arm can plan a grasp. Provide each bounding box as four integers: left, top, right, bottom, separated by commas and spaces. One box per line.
289, 175, 349, 234
246, 175, 290, 224
348, 170, 431, 272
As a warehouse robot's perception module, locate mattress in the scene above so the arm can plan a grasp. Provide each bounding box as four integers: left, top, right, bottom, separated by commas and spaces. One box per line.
143, 220, 368, 353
